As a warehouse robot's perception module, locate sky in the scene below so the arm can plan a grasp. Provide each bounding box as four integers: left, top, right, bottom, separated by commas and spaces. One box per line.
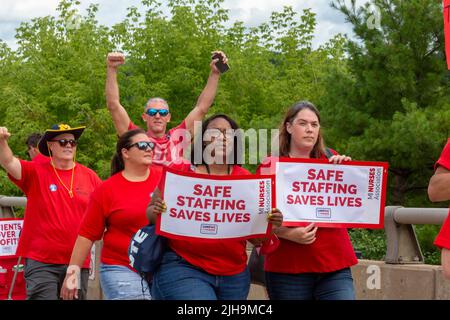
0, 0, 369, 50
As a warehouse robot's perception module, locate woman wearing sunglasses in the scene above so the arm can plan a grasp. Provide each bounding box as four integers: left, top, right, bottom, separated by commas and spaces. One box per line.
61, 128, 163, 300
146, 114, 283, 300
256, 101, 357, 300
0, 124, 102, 300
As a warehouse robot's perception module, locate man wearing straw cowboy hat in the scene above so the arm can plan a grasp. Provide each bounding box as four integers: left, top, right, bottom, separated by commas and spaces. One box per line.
0, 124, 102, 300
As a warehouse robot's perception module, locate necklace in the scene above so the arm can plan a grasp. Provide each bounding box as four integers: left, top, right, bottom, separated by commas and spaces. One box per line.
51, 161, 76, 198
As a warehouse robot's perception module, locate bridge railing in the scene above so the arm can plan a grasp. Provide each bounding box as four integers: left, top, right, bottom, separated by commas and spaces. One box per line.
0, 196, 27, 218
384, 206, 448, 264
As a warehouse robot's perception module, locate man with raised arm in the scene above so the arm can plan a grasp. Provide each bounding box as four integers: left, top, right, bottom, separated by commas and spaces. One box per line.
105, 51, 228, 166
0, 124, 102, 300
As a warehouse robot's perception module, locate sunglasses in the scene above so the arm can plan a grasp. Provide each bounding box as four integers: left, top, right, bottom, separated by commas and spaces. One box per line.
145, 108, 170, 117
127, 141, 155, 151
50, 139, 77, 147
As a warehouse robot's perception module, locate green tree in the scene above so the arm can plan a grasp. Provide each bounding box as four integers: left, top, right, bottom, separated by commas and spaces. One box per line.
324, 0, 450, 206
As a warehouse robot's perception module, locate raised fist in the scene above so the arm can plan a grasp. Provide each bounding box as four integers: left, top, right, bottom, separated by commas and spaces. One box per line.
0, 127, 11, 141
106, 52, 125, 68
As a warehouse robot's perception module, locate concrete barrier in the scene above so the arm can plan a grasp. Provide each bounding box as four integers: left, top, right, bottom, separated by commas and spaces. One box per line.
247, 260, 450, 300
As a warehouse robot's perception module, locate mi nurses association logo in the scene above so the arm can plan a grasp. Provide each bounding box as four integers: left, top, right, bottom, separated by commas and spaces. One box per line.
49, 184, 58, 192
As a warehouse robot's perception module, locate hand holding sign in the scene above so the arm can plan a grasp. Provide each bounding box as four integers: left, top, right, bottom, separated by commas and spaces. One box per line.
147, 188, 167, 224
151, 190, 167, 215
267, 208, 283, 229
290, 223, 318, 245
328, 154, 351, 164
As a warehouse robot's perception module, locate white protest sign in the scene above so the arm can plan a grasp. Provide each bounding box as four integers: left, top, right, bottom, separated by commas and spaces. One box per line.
0, 219, 23, 256
276, 159, 388, 228
158, 168, 274, 240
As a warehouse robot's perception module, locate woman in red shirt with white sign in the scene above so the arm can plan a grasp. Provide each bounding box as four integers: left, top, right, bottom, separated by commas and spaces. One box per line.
147, 114, 282, 300
61, 128, 162, 300
428, 138, 450, 279
257, 101, 358, 300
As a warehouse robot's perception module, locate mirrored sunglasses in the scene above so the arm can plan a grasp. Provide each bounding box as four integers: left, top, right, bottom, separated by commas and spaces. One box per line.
145, 108, 169, 117
127, 141, 155, 151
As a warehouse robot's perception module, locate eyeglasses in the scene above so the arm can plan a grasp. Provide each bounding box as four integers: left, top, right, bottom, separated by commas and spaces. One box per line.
50, 139, 78, 147
145, 108, 170, 117
205, 128, 234, 140
127, 141, 155, 151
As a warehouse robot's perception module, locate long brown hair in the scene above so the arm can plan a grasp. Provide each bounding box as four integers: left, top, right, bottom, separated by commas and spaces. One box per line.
279, 101, 326, 159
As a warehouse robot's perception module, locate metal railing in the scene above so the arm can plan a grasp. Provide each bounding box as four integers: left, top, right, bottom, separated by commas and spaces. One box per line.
0, 196, 27, 218
384, 206, 448, 264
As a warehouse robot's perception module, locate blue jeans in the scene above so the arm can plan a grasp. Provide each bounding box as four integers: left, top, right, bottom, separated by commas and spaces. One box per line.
151, 250, 250, 300
266, 268, 355, 300
99, 264, 151, 300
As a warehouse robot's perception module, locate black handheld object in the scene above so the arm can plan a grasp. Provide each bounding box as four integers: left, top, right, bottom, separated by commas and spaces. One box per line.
212, 53, 229, 73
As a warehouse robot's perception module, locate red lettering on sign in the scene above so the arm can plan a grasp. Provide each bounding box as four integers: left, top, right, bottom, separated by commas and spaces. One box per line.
307, 169, 344, 181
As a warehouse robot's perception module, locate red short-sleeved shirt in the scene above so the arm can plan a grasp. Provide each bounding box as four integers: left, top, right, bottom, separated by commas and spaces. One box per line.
257, 155, 358, 273
79, 166, 163, 268
129, 120, 188, 167
8, 160, 102, 268
434, 139, 450, 249
160, 163, 251, 276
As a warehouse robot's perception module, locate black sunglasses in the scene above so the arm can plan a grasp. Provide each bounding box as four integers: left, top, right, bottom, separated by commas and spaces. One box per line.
127, 141, 155, 151
145, 108, 169, 117
50, 139, 77, 147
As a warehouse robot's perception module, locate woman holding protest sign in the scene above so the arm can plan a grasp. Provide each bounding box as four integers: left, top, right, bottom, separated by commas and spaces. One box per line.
257, 101, 357, 300
61, 128, 162, 300
147, 114, 283, 300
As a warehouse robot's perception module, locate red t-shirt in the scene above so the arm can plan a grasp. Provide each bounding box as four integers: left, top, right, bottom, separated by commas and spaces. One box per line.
257, 155, 358, 273
129, 120, 188, 167
8, 160, 102, 268
79, 166, 163, 267
32, 153, 50, 164
160, 163, 251, 276
434, 139, 450, 249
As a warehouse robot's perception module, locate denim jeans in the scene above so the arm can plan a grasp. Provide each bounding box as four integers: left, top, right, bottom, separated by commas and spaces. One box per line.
151, 250, 250, 300
99, 264, 151, 300
266, 267, 355, 300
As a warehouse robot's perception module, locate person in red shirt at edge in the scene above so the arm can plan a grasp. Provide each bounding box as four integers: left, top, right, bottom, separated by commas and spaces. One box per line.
26, 132, 49, 164
428, 138, 450, 279
256, 101, 358, 300
60, 128, 163, 300
147, 114, 283, 300
0, 124, 102, 300
105, 50, 228, 167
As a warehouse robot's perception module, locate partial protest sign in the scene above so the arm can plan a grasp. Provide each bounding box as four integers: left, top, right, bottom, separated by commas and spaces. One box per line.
157, 167, 274, 240
0, 219, 23, 257
276, 158, 388, 228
